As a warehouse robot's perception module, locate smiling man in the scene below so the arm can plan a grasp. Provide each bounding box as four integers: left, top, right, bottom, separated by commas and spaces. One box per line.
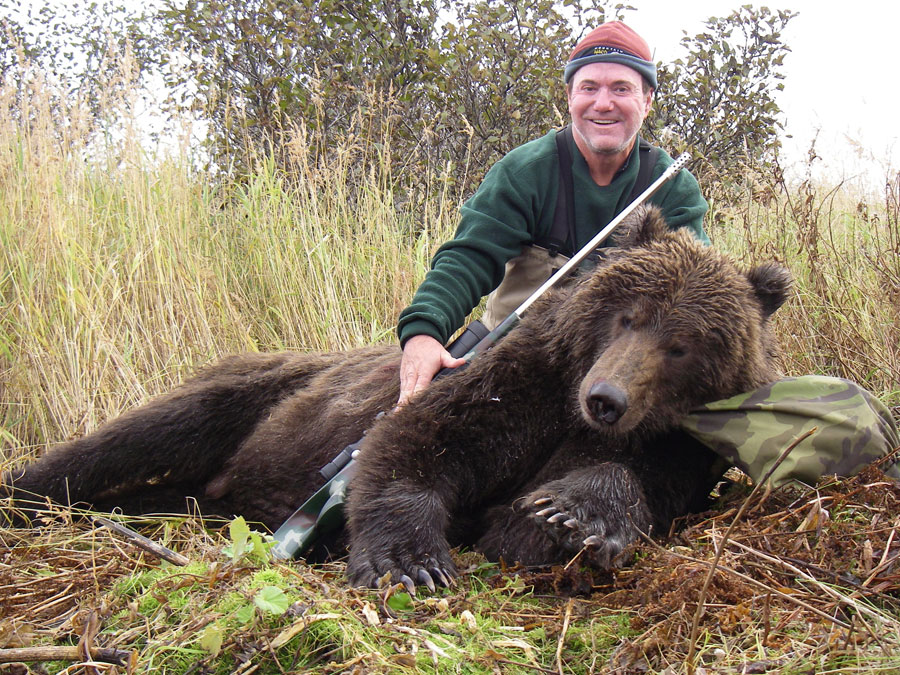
396, 22, 709, 405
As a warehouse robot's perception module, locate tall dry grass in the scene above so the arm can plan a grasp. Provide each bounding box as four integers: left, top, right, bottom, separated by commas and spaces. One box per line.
2, 57, 900, 675
0, 70, 460, 460
711, 161, 900, 406
1, 62, 898, 471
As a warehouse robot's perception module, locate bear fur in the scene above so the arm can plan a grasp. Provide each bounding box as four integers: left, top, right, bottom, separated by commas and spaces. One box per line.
2, 206, 792, 591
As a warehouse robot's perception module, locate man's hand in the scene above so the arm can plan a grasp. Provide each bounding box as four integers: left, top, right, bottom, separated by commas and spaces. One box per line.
398, 335, 465, 407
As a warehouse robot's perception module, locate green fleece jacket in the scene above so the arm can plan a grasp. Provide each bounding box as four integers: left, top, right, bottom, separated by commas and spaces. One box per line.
397, 129, 709, 346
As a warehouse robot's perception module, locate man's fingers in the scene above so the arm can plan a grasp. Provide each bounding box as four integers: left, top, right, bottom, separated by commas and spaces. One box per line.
397, 371, 432, 408
397, 335, 448, 407
441, 354, 467, 370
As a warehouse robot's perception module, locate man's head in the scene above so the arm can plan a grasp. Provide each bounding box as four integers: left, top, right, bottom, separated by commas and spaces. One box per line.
565, 22, 655, 167
564, 21, 656, 92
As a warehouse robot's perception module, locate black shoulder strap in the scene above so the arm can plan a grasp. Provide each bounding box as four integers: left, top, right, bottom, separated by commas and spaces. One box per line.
544, 129, 659, 258
546, 125, 575, 257
627, 138, 659, 203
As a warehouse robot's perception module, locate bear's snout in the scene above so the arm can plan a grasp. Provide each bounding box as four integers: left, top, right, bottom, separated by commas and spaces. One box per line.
578, 329, 661, 433
586, 381, 628, 425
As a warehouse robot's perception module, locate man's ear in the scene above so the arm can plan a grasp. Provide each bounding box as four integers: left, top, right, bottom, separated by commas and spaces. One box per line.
642, 87, 654, 113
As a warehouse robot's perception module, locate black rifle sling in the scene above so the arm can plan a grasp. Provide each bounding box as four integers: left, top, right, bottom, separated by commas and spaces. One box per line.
544, 126, 659, 258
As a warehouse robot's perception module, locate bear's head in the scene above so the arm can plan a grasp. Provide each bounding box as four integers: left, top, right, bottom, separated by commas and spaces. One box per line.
543, 206, 792, 436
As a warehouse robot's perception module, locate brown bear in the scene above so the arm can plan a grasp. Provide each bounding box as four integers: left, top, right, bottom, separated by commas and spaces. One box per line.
2, 206, 792, 591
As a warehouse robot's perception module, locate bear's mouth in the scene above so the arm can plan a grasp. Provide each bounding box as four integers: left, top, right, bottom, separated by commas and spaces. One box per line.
583, 408, 641, 434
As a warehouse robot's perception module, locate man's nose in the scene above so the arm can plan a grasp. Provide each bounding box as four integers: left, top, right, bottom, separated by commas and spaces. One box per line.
591, 89, 614, 110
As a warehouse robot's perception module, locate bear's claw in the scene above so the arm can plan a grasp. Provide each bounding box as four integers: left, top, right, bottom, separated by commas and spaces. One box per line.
416, 570, 435, 593
583, 535, 602, 548
390, 565, 455, 595
529, 497, 630, 568
520, 466, 653, 571
533, 503, 579, 530
527, 496, 590, 550
348, 552, 457, 594
412, 567, 454, 593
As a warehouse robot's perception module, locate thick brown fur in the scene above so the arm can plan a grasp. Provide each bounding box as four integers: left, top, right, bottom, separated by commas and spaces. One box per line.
4, 348, 401, 534
2, 206, 792, 590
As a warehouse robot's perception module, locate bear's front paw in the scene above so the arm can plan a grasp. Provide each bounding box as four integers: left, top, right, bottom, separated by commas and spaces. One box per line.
347, 485, 459, 593
520, 465, 652, 570
346, 549, 457, 595
526, 493, 638, 569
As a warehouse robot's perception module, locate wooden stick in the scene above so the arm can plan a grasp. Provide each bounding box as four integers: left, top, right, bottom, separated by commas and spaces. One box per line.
93, 516, 190, 566
0, 646, 130, 665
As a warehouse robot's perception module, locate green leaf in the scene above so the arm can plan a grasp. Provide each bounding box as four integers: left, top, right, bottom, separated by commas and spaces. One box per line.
254, 586, 290, 615
234, 603, 255, 624
386, 592, 414, 613
198, 623, 224, 655
228, 516, 251, 561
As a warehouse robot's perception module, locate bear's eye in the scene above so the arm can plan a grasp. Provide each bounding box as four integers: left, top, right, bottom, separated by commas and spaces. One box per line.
620, 315, 633, 330
667, 345, 686, 358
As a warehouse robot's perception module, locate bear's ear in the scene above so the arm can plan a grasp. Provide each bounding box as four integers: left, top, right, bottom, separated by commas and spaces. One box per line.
746, 263, 793, 317
613, 205, 670, 249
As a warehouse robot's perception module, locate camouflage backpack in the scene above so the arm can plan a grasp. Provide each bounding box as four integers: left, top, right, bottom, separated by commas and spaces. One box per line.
681, 376, 900, 487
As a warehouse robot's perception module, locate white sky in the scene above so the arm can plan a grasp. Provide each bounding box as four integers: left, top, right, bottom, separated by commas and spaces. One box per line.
626, 0, 899, 188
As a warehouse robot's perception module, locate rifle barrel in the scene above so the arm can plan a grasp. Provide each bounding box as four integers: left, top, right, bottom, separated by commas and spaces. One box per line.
462, 153, 691, 360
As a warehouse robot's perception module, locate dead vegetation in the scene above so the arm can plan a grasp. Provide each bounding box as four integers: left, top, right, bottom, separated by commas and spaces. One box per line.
2, 461, 900, 674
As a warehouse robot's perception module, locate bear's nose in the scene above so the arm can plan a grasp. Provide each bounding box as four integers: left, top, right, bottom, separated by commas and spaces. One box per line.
587, 381, 628, 424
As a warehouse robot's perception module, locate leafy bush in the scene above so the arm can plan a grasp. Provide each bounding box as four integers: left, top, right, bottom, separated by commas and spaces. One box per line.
1, 1, 795, 197
647, 6, 796, 198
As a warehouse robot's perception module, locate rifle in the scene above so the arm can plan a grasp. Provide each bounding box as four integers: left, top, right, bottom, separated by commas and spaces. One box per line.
269, 152, 691, 560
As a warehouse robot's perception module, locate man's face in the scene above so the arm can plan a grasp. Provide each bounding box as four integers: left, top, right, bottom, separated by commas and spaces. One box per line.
567, 62, 653, 160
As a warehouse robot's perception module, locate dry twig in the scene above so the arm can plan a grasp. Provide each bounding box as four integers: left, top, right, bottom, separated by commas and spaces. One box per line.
93, 516, 190, 566
685, 427, 817, 674
0, 646, 131, 666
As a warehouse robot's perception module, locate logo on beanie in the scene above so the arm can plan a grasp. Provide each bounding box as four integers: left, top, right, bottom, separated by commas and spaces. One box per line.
587, 45, 634, 58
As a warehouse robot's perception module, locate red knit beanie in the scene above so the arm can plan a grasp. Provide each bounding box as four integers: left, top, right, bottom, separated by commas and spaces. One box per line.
564, 21, 657, 89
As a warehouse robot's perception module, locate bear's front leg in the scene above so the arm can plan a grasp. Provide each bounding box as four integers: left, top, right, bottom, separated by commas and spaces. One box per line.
346, 481, 457, 593
520, 463, 653, 569
344, 337, 564, 591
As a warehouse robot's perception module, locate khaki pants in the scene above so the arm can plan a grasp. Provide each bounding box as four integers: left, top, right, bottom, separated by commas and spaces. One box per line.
481, 246, 571, 330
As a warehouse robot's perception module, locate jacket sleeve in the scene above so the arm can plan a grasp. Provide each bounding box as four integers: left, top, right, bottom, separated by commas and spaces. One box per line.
650, 152, 710, 245
397, 146, 557, 346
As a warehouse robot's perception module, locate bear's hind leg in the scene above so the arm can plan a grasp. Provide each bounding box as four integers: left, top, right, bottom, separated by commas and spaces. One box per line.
3, 352, 335, 518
